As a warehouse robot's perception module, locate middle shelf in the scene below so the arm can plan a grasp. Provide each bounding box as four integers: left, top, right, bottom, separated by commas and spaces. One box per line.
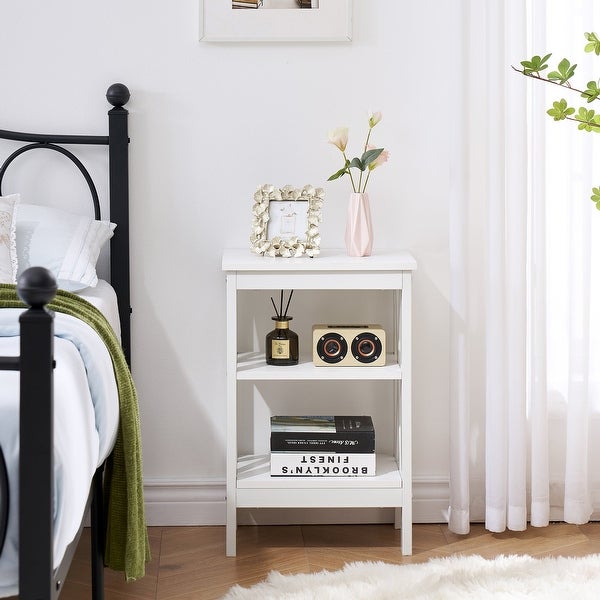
236, 352, 403, 380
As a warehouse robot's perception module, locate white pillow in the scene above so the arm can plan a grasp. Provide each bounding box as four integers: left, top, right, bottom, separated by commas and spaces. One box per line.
16, 203, 116, 292
0, 194, 19, 284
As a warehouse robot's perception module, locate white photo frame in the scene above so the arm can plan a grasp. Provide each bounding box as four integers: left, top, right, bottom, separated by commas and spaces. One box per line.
250, 184, 324, 257
200, 0, 352, 43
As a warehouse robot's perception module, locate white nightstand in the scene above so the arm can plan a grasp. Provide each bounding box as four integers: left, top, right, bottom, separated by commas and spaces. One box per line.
222, 248, 417, 556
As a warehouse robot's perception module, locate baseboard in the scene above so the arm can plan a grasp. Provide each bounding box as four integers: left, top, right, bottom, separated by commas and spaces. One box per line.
143, 476, 450, 526
144, 478, 225, 525
412, 475, 451, 523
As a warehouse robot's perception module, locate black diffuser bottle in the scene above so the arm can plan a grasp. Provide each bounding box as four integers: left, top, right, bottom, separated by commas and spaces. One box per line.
266, 291, 299, 366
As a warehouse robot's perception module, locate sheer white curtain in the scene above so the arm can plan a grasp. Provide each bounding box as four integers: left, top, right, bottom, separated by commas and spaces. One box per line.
539, 0, 600, 524
449, 0, 600, 534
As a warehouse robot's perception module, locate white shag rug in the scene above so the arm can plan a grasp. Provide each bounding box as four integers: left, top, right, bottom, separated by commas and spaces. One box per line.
221, 554, 600, 599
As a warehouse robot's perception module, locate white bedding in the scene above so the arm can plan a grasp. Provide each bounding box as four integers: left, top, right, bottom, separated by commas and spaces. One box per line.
0, 283, 120, 597
78, 279, 121, 340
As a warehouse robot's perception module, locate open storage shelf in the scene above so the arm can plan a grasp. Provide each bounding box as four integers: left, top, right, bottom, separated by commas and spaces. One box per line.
223, 248, 416, 556
236, 352, 402, 380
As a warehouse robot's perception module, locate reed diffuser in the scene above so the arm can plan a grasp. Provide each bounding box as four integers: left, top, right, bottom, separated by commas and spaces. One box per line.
266, 290, 299, 366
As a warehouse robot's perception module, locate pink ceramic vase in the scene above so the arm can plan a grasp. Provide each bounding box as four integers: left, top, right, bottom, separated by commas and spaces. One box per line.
345, 192, 373, 256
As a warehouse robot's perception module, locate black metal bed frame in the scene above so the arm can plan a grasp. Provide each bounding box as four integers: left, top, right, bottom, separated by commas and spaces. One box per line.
0, 83, 131, 600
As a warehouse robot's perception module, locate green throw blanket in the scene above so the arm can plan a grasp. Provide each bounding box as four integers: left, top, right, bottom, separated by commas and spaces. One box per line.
0, 283, 150, 581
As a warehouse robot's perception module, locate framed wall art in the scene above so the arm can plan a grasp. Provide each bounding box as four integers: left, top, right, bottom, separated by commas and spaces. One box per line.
199, 0, 352, 43
250, 184, 324, 257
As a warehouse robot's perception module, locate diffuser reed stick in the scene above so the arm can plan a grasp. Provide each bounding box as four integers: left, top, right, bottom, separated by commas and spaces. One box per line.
270, 290, 294, 319
283, 290, 294, 319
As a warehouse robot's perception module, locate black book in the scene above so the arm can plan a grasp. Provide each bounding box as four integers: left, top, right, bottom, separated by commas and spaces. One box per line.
270, 416, 375, 453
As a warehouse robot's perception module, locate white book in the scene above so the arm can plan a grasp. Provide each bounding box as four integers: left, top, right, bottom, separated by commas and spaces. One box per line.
270, 452, 376, 476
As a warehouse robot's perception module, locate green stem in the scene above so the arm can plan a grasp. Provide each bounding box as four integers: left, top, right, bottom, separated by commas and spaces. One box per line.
359, 127, 373, 193
343, 151, 357, 192
361, 169, 372, 193
363, 128, 373, 153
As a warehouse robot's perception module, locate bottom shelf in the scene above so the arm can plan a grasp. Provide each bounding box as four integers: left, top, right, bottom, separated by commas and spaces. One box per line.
235, 454, 405, 509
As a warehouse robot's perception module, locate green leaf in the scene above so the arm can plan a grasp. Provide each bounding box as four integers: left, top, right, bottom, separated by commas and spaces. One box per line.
591, 186, 600, 205
574, 106, 600, 131
548, 58, 577, 84
582, 80, 600, 103
349, 157, 365, 171
584, 32, 600, 55
577, 106, 594, 119
327, 166, 348, 181
520, 53, 552, 75
547, 98, 575, 121
360, 148, 383, 167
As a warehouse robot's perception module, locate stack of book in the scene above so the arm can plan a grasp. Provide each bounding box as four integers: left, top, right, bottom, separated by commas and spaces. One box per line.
232, 0, 263, 8
270, 415, 376, 477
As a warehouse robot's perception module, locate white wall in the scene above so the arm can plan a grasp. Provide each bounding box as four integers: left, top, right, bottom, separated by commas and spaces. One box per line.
0, 0, 455, 523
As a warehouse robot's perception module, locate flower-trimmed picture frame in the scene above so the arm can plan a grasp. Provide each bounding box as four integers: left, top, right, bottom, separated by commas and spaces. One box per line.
250, 184, 324, 257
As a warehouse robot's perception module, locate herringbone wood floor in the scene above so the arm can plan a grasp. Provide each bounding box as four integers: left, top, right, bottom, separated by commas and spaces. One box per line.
56, 522, 600, 600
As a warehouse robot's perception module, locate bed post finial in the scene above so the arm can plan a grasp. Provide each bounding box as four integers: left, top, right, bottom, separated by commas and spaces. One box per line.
17, 267, 57, 308
106, 83, 130, 108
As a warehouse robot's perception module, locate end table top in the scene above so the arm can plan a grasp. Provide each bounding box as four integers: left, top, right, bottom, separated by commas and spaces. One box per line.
222, 248, 417, 273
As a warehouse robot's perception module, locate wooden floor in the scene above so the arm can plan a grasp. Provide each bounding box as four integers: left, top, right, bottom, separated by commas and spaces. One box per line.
56, 522, 600, 600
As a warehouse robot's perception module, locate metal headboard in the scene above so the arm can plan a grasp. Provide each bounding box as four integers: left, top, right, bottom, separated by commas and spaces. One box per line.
0, 143, 102, 220
0, 83, 132, 364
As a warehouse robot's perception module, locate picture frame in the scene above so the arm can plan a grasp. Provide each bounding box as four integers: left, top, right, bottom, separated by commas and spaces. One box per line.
199, 0, 352, 43
250, 184, 324, 257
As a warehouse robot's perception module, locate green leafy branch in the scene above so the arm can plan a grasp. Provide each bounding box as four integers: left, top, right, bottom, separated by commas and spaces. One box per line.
514, 32, 600, 209
328, 148, 384, 182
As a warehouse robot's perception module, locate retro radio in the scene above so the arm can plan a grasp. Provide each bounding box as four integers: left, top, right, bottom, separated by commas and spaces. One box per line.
312, 324, 386, 366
